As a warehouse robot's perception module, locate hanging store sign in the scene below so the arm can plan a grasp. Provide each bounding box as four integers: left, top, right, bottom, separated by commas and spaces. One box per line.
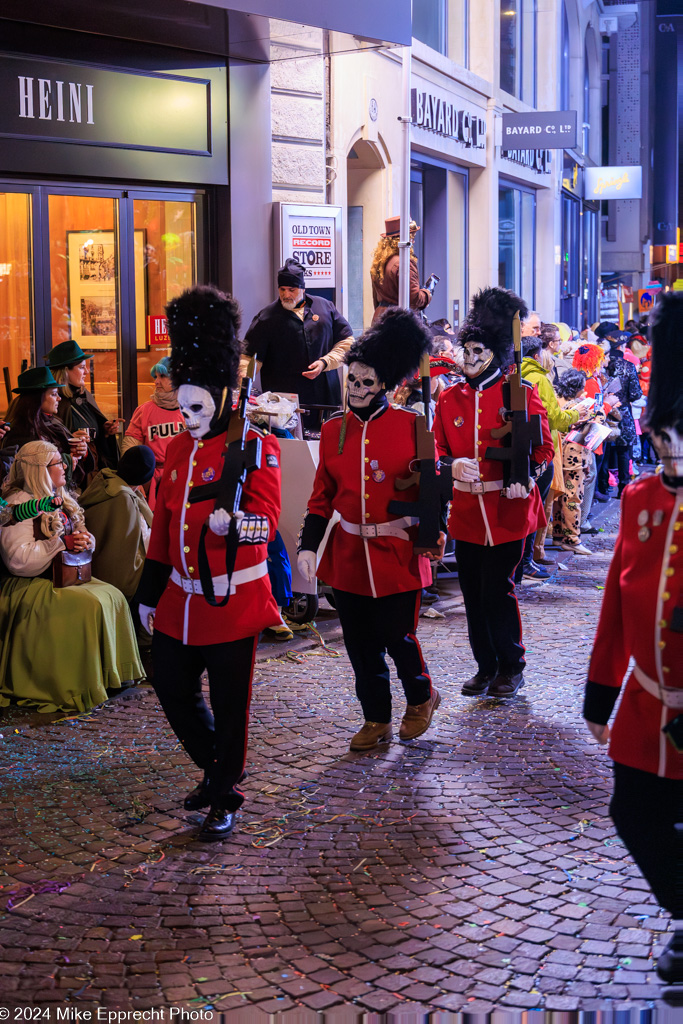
277, 204, 342, 290
147, 316, 170, 348
502, 110, 577, 149
411, 89, 486, 150
585, 166, 642, 200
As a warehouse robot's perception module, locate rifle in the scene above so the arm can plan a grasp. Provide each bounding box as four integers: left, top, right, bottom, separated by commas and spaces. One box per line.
485, 311, 542, 490
188, 359, 262, 606
388, 352, 451, 555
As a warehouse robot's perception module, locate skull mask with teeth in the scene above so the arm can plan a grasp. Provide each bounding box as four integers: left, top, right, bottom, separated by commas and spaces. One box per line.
462, 340, 495, 379
650, 425, 683, 479
347, 362, 384, 409
178, 384, 217, 439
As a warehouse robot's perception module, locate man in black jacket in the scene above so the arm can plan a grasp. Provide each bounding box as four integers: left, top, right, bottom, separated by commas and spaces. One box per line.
243, 259, 353, 422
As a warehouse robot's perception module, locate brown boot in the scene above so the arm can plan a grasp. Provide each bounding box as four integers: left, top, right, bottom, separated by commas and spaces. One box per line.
349, 721, 393, 752
398, 688, 441, 741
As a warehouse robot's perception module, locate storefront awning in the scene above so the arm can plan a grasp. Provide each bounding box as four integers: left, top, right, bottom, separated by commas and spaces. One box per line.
193, 0, 411, 46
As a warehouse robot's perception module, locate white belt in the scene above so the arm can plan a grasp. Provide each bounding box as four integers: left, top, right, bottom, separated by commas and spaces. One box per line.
633, 663, 683, 710
453, 479, 504, 494
170, 560, 268, 597
340, 515, 418, 542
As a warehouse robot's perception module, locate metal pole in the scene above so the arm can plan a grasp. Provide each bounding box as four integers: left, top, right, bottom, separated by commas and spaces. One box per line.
398, 42, 412, 310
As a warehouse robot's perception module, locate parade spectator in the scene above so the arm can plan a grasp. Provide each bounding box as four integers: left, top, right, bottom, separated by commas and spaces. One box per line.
1, 367, 89, 488
370, 217, 433, 324
243, 259, 353, 426
552, 370, 592, 554
0, 441, 142, 713
121, 357, 185, 510
80, 445, 155, 600
521, 310, 541, 337
602, 329, 643, 496
47, 341, 121, 474
518, 338, 592, 578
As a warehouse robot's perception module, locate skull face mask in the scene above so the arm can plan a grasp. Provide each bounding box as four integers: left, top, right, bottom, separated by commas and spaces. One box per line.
347, 362, 383, 409
650, 424, 683, 479
178, 384, 216, 439
462, 340, 495, 379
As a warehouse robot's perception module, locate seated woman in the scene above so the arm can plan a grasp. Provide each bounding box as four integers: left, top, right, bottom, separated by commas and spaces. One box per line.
2, 367, 90, 488
0, 441, 143, 713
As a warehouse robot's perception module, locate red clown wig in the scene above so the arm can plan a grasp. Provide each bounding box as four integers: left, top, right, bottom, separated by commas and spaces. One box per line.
572, 343, 605, 377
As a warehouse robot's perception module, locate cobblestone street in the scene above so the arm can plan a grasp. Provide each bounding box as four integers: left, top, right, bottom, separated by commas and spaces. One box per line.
0, 499, 676, 1017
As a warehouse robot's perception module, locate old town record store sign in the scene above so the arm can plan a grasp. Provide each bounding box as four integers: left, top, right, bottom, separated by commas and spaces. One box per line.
0, 54, 227, 184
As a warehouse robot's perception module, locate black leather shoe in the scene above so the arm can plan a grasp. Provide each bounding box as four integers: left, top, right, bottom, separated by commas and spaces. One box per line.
199, 807, 236, 841
184, 777, 210, 811
658, 931, 683, 984
184, 769, 247, 811
461, 673, 494, 696
488, 672, 525, 698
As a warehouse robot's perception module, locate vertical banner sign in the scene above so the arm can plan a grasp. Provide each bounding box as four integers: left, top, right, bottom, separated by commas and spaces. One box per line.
653, 18, 679, 244
282, 211, 337, 288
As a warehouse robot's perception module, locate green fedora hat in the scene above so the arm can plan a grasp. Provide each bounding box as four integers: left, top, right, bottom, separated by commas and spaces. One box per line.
13, 366, 65, 394
45, 340, 92, 369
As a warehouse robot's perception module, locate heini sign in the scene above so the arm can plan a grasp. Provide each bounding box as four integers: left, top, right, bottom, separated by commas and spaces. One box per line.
585, 166, 642, 200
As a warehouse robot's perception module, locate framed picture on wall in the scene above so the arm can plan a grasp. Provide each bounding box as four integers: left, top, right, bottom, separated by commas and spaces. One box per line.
66, 230, 147, 350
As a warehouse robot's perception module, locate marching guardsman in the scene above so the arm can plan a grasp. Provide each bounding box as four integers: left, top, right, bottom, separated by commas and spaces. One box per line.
433, 288, 554, 699
297, 309, 442, 752
137, 285, 282, 841
584, 292, 683, 986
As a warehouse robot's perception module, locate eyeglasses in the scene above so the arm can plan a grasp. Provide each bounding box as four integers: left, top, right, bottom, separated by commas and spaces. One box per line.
48, 459, 64, 468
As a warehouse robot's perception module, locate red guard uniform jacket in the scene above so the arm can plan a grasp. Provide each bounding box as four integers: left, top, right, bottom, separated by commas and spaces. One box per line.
147, 427, 281, 645
587, 474, 683, 779
433, 374, 554, 546
307, 405, 433, 597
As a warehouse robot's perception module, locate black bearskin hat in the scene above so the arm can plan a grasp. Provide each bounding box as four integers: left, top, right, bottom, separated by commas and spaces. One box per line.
166, 285, 241, 393
458, 287, 528, 364
645, 292, 683, 434
346, 308, 432, 390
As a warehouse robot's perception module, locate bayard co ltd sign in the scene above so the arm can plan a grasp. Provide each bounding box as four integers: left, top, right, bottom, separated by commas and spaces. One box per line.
411, 87, 486, 161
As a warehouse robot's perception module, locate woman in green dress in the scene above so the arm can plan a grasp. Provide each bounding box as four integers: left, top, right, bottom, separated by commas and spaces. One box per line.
0, 440, 143, 713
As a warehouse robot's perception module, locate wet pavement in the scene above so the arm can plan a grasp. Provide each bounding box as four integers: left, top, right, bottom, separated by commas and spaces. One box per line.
0, 495, 676, 1017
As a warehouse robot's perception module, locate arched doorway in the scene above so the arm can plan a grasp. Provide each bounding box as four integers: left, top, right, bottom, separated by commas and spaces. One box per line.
346, 139, 386, 335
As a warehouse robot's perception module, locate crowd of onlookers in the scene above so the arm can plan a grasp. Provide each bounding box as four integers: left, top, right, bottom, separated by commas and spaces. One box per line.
0, 308, 654, 712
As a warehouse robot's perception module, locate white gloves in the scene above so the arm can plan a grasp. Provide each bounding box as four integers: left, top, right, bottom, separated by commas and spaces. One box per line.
139, 604, 156, 634
208, 509, 244, 536
585, 721, 610, 745
451, 457, 480, 483
297, 550, 317, 584
505, 479, 536, 500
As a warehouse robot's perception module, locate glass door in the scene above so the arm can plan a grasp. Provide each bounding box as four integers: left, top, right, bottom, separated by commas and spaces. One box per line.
0, 192, 33, 415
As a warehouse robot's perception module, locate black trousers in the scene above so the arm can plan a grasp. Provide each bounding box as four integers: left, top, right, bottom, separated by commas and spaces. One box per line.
333, 588, 432, 724
455, 537, 526, 678
151, 630, 257, 812
516, 463, 555, 580
610, 761, 683, 917
598, 442, 631, 493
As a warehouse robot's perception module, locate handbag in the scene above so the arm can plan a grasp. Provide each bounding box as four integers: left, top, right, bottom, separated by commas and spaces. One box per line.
53, 549, 92, 587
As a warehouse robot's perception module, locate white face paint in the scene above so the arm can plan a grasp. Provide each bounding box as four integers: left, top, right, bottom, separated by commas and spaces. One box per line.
347, 362, 383, 409
650, 425, 683, 478
462, 341, 494, 379
178, 384, 216, 438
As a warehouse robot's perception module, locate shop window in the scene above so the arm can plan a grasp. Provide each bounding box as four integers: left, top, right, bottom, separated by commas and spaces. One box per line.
48, 195, 121, 421
134, 199, 197, 406
498, 182, 536, 307
449, 0, 469, 67
500, 0, 537, 106
413, 0, 447, 55
0, 192, 32, 415
560, 3, 570, 113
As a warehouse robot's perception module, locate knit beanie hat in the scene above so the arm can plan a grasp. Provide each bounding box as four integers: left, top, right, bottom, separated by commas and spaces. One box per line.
118, 445, 156, 486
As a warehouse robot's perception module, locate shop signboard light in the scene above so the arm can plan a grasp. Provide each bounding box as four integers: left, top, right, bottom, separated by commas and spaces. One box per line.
502, 110, 577, 149
585, 166, 642, 200
147, 316, 170, 348
276, 204, 342, 292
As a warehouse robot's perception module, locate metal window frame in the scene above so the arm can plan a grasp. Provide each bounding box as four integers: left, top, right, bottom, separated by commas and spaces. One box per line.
498, 176, 536, 310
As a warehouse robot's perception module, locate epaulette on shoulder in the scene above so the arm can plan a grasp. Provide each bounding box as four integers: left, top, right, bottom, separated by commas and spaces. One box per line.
392, 404, 419, 415
247, 422, 267, 438
519, 376, 534, 390
326, 410, 345, 421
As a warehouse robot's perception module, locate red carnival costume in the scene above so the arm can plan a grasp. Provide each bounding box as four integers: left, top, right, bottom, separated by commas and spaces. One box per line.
584, 292, 683, 984
299, 309, 440, 751
138, 285, 280, 841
